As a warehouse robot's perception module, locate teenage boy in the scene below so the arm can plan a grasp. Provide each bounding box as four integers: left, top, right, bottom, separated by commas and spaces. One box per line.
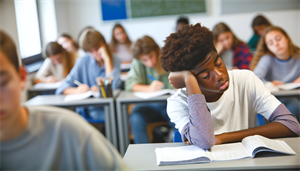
56, 29, 121, 120
160, 24, 300, 149
0, 30, 129, 170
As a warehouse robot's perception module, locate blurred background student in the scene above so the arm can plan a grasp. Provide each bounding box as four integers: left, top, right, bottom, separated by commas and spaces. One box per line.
175, 16, 189, 32
250, 26, 300, 122
34, 42, 77, 84
56, 29, 121, 121
248, 15, 272, 52
110, 23, 133, 66
125, 35, 175, 144
57, 33, 86, 57
212, 22, 252, 70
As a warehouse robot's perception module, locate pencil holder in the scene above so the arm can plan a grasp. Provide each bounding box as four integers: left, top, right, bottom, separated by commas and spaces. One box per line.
99, 84, 113, 98
96, 77, 113, 98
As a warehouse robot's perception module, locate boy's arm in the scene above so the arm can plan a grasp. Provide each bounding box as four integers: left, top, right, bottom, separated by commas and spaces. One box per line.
168, 71, 216, 149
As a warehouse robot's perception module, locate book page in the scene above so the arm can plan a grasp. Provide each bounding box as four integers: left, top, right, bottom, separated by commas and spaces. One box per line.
242, 135, 296, 157
133, 89, 176, 99
264, 82, 279, 93
64, 91, 99, 102
277, 83, 300, 90
209, 143, 250, 161
155, 145, 209, 164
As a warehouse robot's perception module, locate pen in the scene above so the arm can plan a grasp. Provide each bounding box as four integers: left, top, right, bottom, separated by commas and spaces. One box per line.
147, 74, 165, 88
73, 80, 82, 86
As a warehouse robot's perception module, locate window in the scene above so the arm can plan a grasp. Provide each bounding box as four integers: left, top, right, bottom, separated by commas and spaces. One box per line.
14, 0, 43, 70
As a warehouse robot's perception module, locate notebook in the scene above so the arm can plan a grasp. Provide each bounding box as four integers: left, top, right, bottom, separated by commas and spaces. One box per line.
64, 91, 100, 102
34, 81, 63, 89
133, 89, 176, 99
155, 135, 296, 166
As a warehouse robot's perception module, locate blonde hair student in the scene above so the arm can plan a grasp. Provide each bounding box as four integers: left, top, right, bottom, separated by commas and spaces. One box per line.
212, 22, 252, 70
34, 42, 77, 84
0, 30, 129, 170
125, 35, 175, 143
251, 26, 300, 121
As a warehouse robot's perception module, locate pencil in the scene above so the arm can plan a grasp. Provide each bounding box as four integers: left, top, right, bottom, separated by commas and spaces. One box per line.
100, 80, 107, 98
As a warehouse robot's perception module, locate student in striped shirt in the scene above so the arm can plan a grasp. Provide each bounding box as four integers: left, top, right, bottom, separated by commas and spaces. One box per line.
160, 23, 300, 149
250, 26, 300, 122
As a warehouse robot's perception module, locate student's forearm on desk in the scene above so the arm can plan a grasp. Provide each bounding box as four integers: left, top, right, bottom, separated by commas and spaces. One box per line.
62, 87, 78, 94
217, 122, 297, 144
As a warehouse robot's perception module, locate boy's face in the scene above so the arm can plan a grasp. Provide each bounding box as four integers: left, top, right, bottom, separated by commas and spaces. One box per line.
0, 51, 26, 129
139, 50, 157, 68
190, 51, 229, 94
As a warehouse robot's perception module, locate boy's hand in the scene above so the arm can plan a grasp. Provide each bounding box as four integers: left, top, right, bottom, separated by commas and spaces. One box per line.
76, 84, 90, 94
168, 71, 195, 89
148, 80, 164, 92
293, 76, 300, 83
91, 85, 99, 92
272, 80, 284, 86
46, 76, 57, 83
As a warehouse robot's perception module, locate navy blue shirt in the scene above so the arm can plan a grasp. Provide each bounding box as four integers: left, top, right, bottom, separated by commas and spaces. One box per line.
56, 54, 121, 94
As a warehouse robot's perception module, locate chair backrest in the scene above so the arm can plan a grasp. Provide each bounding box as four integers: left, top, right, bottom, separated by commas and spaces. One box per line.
173, 130, 182, 142
76, 107, 105, 123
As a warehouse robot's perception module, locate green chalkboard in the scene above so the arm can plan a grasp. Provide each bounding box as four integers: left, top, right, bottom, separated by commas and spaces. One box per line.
129, 0, 206, 18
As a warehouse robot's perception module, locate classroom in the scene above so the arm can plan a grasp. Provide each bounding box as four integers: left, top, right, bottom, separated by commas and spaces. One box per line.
1, 0, 300, 170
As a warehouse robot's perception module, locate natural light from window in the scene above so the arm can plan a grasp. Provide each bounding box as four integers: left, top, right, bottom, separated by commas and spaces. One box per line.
14, 0, 41, 59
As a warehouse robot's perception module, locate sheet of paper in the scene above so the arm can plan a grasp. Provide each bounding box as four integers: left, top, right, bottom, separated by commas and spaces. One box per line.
277, 83, 300, 90
264, 82, 279, 93
34, 81, 63, 89
64, 91, 99, 102
133, 89, 176, 99
209, 143, 250, 161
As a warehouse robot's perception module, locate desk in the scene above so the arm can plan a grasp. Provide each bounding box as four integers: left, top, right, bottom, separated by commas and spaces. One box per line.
116, 91, 171, 155
272, 89, 300, 98
24, 90, 121, 149
27, 87, 57, 99
124, 137, 300, 171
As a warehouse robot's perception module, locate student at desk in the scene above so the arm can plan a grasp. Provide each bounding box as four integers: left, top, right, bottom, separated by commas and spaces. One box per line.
212, 22, 252, 70
0, 30, 129, 170
34, 42, 77, 84
250, 26, 300, 121
56, 29, 121, 120
160, 24, 300, 149
125, 35, 175, 143
57, 33, 86, 57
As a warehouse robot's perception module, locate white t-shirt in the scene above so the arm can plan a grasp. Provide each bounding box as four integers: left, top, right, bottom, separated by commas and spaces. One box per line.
167, 70, 281, 134
35, 58, 64, 81
115, 44, 133, 62
1, 106, 130, 170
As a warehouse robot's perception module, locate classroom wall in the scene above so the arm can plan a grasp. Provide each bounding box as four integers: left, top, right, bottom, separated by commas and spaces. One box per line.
54, 0, 300, 48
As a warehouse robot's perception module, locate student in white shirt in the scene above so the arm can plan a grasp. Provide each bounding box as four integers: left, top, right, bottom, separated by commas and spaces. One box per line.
0, 30, 130, 170
159, 23, 300, 149
34, 42, 77, 84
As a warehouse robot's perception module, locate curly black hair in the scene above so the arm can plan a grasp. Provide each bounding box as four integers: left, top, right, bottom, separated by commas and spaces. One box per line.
160, 23, 216, 71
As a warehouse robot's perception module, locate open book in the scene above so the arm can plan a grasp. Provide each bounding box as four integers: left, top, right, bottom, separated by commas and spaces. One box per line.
265, 82, 300, 93
64, 91, 100, 102
133, 89, 176, 99
155, 135, 296, 166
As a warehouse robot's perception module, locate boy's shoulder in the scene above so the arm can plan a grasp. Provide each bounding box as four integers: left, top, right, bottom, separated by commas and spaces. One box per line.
26, 106, 95, 135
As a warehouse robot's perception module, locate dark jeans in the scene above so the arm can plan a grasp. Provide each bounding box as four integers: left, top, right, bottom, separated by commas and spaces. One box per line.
129, 102, 175, 143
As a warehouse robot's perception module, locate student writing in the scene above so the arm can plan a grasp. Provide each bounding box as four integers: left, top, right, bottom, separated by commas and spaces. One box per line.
0, 30, 129, 170
56, 29, 121, 120
212, 22, 252, 70
250, 26, 300, 121
125, 35, 175, 143
34, 42, 77, 84
160, 24, 300, 149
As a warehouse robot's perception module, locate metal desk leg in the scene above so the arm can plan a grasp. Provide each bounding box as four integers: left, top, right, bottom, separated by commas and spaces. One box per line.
116, 101, 125, 155
109, 100, 118, 149
122, 103, 130, 155
104, 105, 111, 144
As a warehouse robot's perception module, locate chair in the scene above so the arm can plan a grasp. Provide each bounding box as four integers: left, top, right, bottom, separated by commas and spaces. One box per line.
76, 107, 104, 123
173, 130, 182, 142
256, 114, 265, 126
